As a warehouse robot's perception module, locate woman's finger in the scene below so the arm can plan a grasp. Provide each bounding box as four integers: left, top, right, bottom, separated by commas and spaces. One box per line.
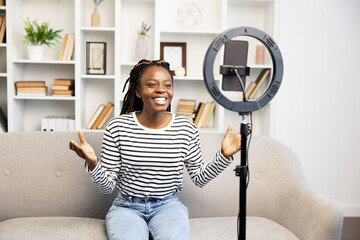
78, 131, 87, 145
224, 123, 233, 139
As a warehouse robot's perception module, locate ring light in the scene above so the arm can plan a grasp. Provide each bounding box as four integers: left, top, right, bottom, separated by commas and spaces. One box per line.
203, 26, 284, 114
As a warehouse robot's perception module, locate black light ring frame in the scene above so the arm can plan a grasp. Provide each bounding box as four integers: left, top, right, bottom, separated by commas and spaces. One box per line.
203, 26, 284, 114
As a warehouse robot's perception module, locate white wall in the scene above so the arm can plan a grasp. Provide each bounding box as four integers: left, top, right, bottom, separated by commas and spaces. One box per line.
274, 0, 360, 216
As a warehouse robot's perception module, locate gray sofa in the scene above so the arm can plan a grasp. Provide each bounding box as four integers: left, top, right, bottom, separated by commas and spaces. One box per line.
0, 132, 343, 239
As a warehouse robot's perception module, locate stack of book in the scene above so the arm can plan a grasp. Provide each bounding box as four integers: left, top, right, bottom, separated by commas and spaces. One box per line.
52, 79, 74, 96
194, 102, 216, 128
15, 81, 48, 96
86, 102, 114, 129
59, 33, 75, 61
0, 12, 6, 43
176, 99, 196, 122
245, 68, 271, 99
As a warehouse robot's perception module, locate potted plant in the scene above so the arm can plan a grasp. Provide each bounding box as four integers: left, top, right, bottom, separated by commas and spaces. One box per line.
136, 22, 151, 59
22, 18, 63, 60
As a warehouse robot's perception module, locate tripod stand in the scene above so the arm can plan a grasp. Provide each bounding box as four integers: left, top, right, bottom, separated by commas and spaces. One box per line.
234, 114, 250, 240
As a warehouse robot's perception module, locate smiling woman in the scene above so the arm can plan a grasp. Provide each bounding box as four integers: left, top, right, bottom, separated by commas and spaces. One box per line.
69, 59, 242, 240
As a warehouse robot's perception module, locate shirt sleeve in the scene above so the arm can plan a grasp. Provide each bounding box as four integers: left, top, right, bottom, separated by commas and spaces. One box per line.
85, 124, 121, 195
184, 129, 234, 188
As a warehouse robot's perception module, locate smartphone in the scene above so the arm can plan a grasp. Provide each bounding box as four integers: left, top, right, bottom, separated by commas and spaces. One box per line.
221, 40, 249, 91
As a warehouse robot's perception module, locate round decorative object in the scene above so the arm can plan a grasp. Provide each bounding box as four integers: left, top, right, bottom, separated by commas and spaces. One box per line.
27, 45, 44, 60
176, 2, 202, 30
174, 66, 186, 77
203, 26, 284, 114
136, 35, 148, 59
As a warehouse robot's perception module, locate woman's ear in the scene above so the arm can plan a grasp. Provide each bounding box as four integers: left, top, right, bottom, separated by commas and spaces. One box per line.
135, 87, 141, 99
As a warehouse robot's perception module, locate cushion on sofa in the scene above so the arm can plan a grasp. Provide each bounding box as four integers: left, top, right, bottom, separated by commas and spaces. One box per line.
0, 216, 299, 240
0, 217, 108, 240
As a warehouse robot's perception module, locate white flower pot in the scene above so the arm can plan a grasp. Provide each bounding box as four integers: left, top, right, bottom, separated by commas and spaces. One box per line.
27, 45, 44, 60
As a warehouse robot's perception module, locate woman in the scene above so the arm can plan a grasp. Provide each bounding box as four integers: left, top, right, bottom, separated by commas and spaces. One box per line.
69, 59, 241, 240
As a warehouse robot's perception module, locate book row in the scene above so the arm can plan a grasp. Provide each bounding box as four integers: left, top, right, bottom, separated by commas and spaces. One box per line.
176, 99, 216, 128
59, 33, 75, 61
41, 116, 75, 132
86, 102, 114, 129
15, 79, 75, 96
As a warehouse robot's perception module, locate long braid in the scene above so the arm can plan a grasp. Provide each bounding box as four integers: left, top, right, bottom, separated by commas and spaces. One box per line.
121, 59, 173, 115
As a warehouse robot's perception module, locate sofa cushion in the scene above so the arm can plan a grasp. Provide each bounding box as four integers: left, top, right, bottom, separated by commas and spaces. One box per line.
189, 216, 299, 240
0, 217, 108, 240
0, 216, 299, 240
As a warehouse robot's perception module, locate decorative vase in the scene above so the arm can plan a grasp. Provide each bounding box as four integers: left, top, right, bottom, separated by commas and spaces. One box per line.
136, 35, 148, 60
27, 45, 44, 60
91, 8, 100, 27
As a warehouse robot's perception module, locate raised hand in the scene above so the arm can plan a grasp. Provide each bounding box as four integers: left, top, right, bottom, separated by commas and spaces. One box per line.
221, 124, 241, 159
69, 131, 98, 170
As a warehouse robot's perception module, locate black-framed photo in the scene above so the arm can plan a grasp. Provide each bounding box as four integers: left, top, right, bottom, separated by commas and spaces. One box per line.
160, 42, 186, 75
86, 42, 107, 75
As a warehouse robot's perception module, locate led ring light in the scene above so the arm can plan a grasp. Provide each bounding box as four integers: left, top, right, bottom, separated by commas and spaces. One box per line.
203, 26, 284, 114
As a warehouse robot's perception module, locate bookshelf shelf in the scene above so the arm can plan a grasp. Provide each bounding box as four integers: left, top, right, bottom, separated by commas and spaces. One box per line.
14, 96, 76, 101
81, 75, 115, 80
2, 0, 278, 135
80, 26, 116, 32
13, 60, 76, 65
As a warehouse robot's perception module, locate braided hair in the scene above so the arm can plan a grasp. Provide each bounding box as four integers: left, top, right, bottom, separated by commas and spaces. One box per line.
121, 59, 173, 115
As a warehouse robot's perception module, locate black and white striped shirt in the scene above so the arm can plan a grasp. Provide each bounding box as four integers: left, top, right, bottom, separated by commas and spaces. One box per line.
88, 112, 233, 198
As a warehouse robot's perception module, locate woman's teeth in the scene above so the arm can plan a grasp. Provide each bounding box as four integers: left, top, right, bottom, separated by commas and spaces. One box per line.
153, 98, 167, 102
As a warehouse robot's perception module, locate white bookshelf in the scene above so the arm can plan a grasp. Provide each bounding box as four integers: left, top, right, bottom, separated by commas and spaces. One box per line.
3, 0, 278, 134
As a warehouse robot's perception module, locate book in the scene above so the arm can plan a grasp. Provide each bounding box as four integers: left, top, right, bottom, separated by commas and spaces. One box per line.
86, 104, 105, 129
176, 99, 196, 121
97, 105, 114, 129
194, 102, 205, 127
0, 15, 5, 43
201, 102, 216, 128
59, 33, 68, 60
54, 79, 74, 86
91, 102, 113, 129
196, 102, 210, 128
245, 81, 256, 99
52, 90, 74, 96
17, 86, 48, 94
248, 69, 270, 99
15, 81, 46, 87
0, 107, 7, 133
51, 85, 74, 91
63, 33, 75, 61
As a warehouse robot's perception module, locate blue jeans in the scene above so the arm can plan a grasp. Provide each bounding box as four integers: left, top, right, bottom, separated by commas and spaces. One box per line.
106, 192, 190, 240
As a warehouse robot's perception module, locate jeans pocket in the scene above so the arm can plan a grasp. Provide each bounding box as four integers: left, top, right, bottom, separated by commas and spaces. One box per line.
113, 196, 130, 207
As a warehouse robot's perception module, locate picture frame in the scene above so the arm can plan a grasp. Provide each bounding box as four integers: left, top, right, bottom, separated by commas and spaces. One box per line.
160, 42, 186, 75
86, 42, 107, 75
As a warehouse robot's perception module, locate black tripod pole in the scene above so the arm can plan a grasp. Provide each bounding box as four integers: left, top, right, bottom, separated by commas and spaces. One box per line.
235, 113, 249, 240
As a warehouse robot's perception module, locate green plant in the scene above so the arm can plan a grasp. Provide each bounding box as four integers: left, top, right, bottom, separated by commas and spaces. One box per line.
22, 18, 63, 47
137, 22, 151, 38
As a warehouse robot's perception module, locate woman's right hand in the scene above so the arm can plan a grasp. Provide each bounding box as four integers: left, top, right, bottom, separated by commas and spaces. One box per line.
69, 131, 98, 171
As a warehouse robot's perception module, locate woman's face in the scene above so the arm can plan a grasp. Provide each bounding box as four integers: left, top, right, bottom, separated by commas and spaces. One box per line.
136, 66, 174, 114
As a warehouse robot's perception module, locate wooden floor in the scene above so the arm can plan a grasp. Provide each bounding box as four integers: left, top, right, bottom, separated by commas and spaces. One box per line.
341, 217, 360, 240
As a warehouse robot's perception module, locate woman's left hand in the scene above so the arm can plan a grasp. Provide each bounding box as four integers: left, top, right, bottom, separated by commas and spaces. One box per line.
221, 123, 241, 159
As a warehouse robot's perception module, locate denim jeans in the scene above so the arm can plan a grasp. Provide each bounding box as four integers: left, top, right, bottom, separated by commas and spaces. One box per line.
106, 192, 190, 240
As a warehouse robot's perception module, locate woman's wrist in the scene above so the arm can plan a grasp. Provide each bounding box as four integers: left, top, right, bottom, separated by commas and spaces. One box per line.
87, 158, 98, 171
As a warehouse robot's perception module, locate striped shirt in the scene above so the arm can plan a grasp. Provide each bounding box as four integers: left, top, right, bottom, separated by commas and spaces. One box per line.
88, 112, 234, 198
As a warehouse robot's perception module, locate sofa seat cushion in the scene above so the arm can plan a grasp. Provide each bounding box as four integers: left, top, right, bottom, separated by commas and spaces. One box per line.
0, 216, 299, 240
0, 217, 108, 240
189, 216, 299, 240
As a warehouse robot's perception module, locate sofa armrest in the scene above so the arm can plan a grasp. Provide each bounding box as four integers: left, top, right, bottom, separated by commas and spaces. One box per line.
277, 185, 343, 240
